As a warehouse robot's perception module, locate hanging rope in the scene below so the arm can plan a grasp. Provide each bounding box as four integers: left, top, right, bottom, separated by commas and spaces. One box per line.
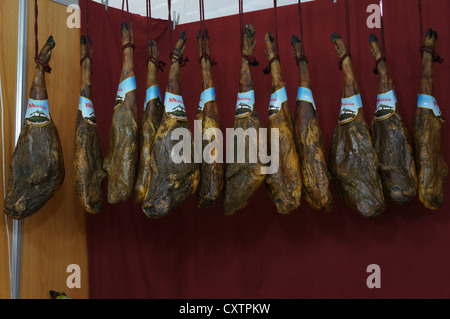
263, 0, 280, 75
421, 45, 444, 63
168, 0, 173, 56
198, 0, 217, 66
34, 0, 39, 62
418, 0, 443, 63
379, 0, 385, 56
34, 0, 51, 73
80, 0, 92, 65
146, 0, 165, 71
121, 0, 130, 25
85, 0, 90, 43
296, 0, 307, 64
373, 0, 386, 74
418, 0, 424, 50
146, 0, 151, 46
338, 0, 351, 70
345, 0, 351, 54
239, 0, 258, 66
168, 0, 189, 67
121, 0, 136, 51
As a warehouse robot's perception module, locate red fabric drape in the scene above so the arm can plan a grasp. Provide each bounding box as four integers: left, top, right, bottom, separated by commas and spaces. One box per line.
80, 0, 449, 299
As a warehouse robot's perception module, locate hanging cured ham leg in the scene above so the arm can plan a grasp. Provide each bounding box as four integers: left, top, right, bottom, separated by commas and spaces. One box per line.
196, 29, 223, 209
291, 35, 333, 212
103, 22, 137, 203
222, 24, 265, 215
368, 34, 417, 205
134, 41, 163, 203
5, 36, 65, 219
263, 32, 301, 214
414, 28, 448, 210
329, 33, 385, 217
73, 35, 104, 214
142, 30, 200, 218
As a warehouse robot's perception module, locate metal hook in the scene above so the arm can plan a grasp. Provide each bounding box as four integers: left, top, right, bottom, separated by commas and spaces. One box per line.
173, 10, 180, 29
101, 0, 108, 11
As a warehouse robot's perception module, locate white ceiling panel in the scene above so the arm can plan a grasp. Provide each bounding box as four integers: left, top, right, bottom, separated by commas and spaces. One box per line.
88, 0, 316, 25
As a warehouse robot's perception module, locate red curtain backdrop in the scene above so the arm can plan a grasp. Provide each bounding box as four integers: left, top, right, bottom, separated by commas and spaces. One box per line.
80, 0, 449, 299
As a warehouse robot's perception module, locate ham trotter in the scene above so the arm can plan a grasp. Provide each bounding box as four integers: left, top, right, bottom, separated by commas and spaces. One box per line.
368, 34, 417, 205
291, 35, 333, 212
222, 24, 265, 215
103, 22, 137, 204
413, 28, 448, 210
328, 33, 385, 217
5, 36, 65, 220
142, 30, 200, 218
263, 32, 302, 214
196, 29, 224, 209
73, 35, 105, 214
134, 41, 163, 203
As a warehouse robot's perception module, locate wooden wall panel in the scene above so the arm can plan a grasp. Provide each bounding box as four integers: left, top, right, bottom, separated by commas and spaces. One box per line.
0, 0, 19, 299
1, 0, 89, 299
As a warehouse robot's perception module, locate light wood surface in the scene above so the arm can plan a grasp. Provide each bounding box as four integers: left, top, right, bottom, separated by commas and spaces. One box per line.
1, 0, 89, 299
0, 0, 19, 300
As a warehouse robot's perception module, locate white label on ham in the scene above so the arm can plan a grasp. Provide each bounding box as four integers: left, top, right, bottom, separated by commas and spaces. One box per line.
144, 85, 162, 111
164, 91, 187, 120
25, 98, 50, 126
297, 87, 316, 110
79, 96, 97, 126
114, 75, 136, 110
235, 90, 255, 119
374, 89, 397, 121
417, 94, 442, 120
198, 87, 216, 115
339, 94, 362, 125
268, 87, 287, 119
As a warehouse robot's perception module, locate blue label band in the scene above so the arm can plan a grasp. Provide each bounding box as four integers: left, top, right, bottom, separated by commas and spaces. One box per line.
374, 89, 397, 121
25, 98, 50, 126
164, 91, 187, 120
114, 76, 136, 110
235, 90, 255, 118
297, 87, 316, 110
144, 85, 162, 111
198, 87, 216, 115
338, 94, 362, 125
417, 94, 442, 119
79, 96, 97, 125
268, 87, 288, 119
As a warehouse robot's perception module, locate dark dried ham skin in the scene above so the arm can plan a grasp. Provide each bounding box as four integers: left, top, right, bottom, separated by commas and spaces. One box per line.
413, 29, 448, 210
263, 32, 302, 214
142, 30, 200, 218
73, 35, 104, 214
134, 41, 163, 203
368, 34, 417, 205
222, 24, 265, 215
5, 36, 65, 220
103, 22, 137, 204
196, 29, 224, 209
291, 35, 333, 212
328, 33, 385, 218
